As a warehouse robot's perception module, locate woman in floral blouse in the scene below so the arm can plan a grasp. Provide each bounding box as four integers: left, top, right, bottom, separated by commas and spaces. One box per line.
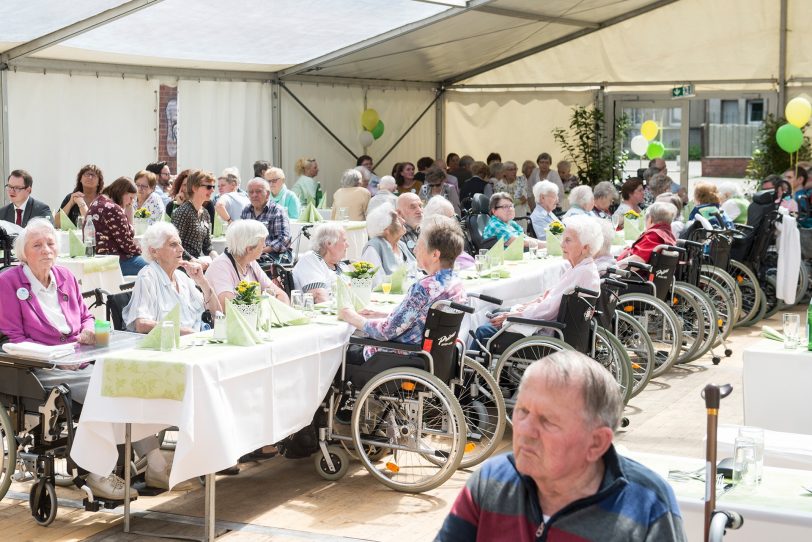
88, 176, 147, 276
134, 169, 166, 225
493, 161, 530, 222
171, 169, 217, 268
340, 216, 466, 362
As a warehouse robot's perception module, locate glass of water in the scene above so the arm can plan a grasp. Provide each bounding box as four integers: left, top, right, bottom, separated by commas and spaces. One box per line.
290, 290, 303, 310
783, 313, 800, 349
733, 437, 758, 489
475, 255, 487, 274
528, 246, 537, 259
160, 320, 176, 352
338, 207, 349, 221
303, 293, 315, 314
737, 426, 764, 483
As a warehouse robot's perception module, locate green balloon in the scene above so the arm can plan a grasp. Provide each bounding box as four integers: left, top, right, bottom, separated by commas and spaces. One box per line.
646, 141, 665, 158
776, 123, 804, 153
371, 120, 384, 140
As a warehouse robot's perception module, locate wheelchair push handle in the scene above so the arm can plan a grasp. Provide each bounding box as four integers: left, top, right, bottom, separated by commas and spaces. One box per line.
434, 299, 475, 314
573, 286, 599, 298
467, 292, 503, 306
602, 277, 627, 290
654, 244, 686, 256
678, 239, 705, 250
606, 267, 631, 278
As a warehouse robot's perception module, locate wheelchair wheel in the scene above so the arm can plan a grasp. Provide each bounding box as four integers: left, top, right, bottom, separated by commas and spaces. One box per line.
729, 260, 762, 327
315, 445, 350, 481
762, 273, 784, 319
701, 265, 742, 323
675, 282, 719, 362
350, 367, 465, 493
617, 294, 683, 378
698, 275, 734, 341
593, 328, 634, 404
0, 406, 15, 501
492, 336, 572, 423
453, 357, 506, 470
614, 312, 655, 398
670, 285, 705, 364
29, 480, 57, 526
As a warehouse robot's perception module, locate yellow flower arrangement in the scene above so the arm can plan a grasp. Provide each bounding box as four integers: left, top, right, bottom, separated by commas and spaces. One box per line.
344, 261, 379, 280
624, 209, 641, 220
134, 207, 152, 219
548, 221, 565, 235
234, 280, 261, 305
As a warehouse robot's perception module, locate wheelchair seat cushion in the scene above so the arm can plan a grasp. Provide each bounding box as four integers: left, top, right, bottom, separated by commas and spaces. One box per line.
345, 351, 429, 391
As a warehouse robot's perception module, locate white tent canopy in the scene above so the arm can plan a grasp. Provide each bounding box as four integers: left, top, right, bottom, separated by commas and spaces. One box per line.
0, 0, 807, 211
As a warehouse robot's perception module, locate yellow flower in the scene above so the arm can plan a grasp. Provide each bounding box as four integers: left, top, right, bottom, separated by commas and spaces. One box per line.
624, 210, 641, 220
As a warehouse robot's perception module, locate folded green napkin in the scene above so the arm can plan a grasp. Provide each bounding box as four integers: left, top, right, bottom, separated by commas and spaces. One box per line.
545, 230, 562, 256
69, 230, 85, 258
489, 267, 511, 279
504, 236, 524, 261
300, 202, 324, 223
260, 295, 310, 328
486, 238, 505, 264
225, 300, 263, 346
161, 211, 172, 223
761, 325, 785, 342
624, 217, 643, 241
390, 265, 407, 294
137, 303, 181, 349
102, 358, 186, 401
213, 213, 225, 236
58, 209, 77, 231
335, 276, 366, 315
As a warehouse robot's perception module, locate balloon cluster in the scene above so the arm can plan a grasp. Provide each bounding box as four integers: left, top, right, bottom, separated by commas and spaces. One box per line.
630, 120, 664, 158
359, 108, 384, 147
776, 97, 811, 153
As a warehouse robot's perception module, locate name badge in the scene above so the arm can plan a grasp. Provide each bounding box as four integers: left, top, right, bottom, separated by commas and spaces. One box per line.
16, 287, 29, 301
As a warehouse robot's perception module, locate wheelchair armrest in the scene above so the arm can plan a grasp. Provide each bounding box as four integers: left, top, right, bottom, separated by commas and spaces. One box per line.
348, 336, 424, 352
606, 267, 631, 279
677, 239, 704, 249
467, 292, 504, 306
627, 261, 651, 273
505, 317, 566, 331
574, 286, 599, 297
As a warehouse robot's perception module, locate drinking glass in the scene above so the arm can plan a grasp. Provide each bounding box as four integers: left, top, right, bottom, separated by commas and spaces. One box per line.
528, 246, 537, 259
783, 313, 800, 349
291, 290, 304, 310
381, 281, 392, 295
475, 255, 487, 274
732, 437, 758, 489
94, 320, 111, 347
160, 320, 176, 352
737, 426, 764, 482
303, 293, 315, 313
538, 248, 548, 259
338, 207, 349, 221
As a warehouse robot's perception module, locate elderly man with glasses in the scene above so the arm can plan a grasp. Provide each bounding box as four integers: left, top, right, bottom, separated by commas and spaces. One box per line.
1, 170, 52, 228
240, 177, 292, 264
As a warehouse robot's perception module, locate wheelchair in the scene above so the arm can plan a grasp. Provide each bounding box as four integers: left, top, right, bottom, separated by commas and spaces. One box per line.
313, 298, 506, 492
462, 193, 498, 254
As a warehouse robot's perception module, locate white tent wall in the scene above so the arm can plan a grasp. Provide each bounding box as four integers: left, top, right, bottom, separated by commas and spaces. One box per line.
280, 81, 436, 205
444, 89, 598, 167
177, 79, 273, 183
5, 70, 157, 211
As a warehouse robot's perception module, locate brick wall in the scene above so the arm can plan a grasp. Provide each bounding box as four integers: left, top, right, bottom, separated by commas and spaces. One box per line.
158, 84, 178, 174
701, 157, 750, 178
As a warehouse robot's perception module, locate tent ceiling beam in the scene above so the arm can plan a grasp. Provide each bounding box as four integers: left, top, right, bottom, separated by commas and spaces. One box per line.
475, 6, 599, 28
277, 0, 495, 79
446, 0, 679, 85
450, 78, 778, 90
0, 0, 164, 66
283, 74, 438, 90
4, 57, 274, 82
0, 69, 9, 189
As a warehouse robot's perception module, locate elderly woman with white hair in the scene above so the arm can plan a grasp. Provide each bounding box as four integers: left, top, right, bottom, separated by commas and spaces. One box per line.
331, 168, 371, 221
617, 202, 678, 267
264, 167, 301, 220
360, 203, 416, 287
123, 222, 222, 334
368, 175, 398, 214
473, 215, 602, 345
718, 181, 749, 225
562, 185, 594, 218
529, 180, 559, 240
292, 222, 350, 303
592, 181, 618, 220
205, 219, 289, 308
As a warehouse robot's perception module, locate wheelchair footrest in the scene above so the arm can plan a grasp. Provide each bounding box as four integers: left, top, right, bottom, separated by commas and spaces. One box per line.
83, 495, 134, 512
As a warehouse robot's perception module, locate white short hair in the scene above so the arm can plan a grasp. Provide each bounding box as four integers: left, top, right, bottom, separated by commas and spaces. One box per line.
353, 165, 371, 182
264, 166, 286, 182
340, 169, 363, 188
533, 179, 559, 202
310, 222, 345, 255
718, 181, 743, 199
141, 222, 180, 262
569, 185, 594, 209
247, 177, 269, 194
225, 219, 268, 258
378, 175, 397, 192
596, 218, 615, 257
14, 218, 56, 263
366, 203, 398, 238
593, 181, 618, 202
421, 196, 455, 229
563, 214, 603, 257
646, 201, 677, 224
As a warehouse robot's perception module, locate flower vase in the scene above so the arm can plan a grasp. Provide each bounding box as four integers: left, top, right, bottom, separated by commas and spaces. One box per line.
232, 302, 260, 330
134, 218, 149, 236
624, 218, 642, 241
350, 277, 374, 307
545, 230, 562, 256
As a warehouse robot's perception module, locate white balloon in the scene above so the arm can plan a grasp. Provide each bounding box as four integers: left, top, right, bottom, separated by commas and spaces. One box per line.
359, 131, 374, 147
630, 135, 649, 156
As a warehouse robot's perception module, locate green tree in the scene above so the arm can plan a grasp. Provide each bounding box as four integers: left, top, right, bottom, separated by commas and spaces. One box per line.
746, 114, 811, 181
552, 106, 630, 187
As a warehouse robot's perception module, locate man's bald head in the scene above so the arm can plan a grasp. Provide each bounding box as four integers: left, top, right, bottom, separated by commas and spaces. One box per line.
397, 193, 423, 229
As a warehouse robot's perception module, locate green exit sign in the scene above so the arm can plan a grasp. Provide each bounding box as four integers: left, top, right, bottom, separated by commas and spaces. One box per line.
672, 84, 695, 98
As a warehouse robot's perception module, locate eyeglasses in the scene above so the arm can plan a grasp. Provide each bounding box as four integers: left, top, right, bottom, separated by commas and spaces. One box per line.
266, 178, 283, 183
5, 184, 27, 192
495, 204, 515, 210
135, 184, 150, 190
201, 184, 216, 190
82, 172, 98, 178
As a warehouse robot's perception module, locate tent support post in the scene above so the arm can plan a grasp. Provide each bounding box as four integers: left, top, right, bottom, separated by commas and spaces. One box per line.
0, 69, 9, 201
279, 83, 357, 161
679, 100, 690, 188
271, 80, 282, 167
778, 0, 788, 111
376, 90, 444, 167
435, 88, 446, 163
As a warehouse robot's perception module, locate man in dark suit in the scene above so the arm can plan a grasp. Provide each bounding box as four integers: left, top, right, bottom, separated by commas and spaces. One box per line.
0, 170, 52, 227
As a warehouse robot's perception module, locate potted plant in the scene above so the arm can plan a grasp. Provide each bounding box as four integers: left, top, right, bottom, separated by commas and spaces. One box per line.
344, 261, 378, 306
134, 207, 151, 235
545, 220, 565, 256
231, 280, 262, 330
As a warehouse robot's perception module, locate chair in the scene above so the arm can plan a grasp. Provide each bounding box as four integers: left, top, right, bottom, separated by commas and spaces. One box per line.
84, 283, 135, 331
463, 194, 497, 253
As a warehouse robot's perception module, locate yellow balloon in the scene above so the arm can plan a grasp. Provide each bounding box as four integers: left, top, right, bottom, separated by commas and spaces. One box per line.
361, 109, 380, 131
785, 97, 812, 128
641, 120, 659, 141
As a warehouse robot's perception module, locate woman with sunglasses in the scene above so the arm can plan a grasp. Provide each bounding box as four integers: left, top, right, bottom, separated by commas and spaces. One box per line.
171, 169, 218, 269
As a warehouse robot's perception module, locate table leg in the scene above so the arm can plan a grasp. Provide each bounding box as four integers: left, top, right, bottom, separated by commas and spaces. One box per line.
204, 473, 215, 541
124, 423, 132, 533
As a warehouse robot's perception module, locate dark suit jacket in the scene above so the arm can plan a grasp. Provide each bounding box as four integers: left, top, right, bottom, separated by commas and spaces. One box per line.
0, 197, 53, 227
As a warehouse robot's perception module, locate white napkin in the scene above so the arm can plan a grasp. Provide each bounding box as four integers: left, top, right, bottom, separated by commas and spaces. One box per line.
2, 341, 77, 360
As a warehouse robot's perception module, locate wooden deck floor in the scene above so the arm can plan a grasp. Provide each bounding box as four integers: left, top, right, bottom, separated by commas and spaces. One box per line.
1, 309, 791, 541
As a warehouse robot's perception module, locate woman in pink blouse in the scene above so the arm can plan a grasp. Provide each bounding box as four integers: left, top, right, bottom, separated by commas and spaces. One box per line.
88, 177, 147, 276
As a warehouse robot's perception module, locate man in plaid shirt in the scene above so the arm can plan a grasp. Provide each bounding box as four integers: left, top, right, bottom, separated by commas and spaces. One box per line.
241, 178, 292, 263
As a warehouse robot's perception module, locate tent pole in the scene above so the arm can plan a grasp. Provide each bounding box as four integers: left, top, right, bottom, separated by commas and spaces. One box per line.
435, 88, 446, 162
279, 83, 357, 161
0, 69, 9, 200
271, 80, 282, 167
778, 0, 788, 111
377, 90, 444, 167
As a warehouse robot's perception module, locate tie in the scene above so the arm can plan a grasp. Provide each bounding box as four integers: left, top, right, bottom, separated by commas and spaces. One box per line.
15, 208, 22, 226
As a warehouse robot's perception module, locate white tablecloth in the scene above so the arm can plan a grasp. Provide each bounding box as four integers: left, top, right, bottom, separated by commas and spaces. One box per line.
56, 255, 125, 293
290, 220, 367, 261
742, 340, 812, 435
716, 424, 812, 471
71, 321, 354, 488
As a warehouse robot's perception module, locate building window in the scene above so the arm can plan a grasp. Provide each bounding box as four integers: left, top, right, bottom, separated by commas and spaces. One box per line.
747, 99, 765, 124
721, 100, 739, 124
